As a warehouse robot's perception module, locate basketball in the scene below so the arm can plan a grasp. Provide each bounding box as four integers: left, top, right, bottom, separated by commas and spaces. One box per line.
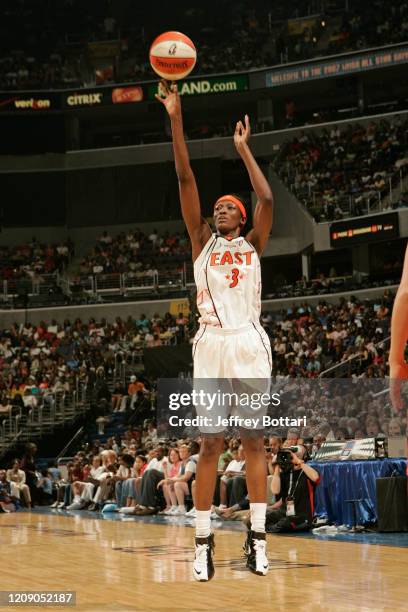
149, 31, 196, 80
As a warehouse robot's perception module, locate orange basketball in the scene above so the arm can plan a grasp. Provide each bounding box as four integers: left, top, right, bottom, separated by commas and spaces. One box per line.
149, 31, 197, 80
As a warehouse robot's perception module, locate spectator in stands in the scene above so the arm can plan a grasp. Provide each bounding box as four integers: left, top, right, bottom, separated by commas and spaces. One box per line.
37, 468, 53, 505
131, 446, 169, 515
20, 443, 39, 506
114, 453, 135, 508
127, 375, 145, 409
218, 445, 246, 509
275, 118, 408, 221
177, 441, 200, 518
6, 459, 31, 507
67, 455, 106, 510
90, 458, 118, 510
118, 454, 147, 513
0, 469, 17, 512
158, 447, 182, 514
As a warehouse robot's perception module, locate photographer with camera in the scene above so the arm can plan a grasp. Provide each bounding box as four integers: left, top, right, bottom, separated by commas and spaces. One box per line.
265, 445, 320, 533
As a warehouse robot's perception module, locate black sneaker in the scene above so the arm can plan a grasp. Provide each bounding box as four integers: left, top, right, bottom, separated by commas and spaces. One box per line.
193, 533, 215, 581
244, 531, 269, 576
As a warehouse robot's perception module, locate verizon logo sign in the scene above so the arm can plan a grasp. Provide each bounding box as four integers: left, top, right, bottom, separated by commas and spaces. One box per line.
14, 98, 51, 109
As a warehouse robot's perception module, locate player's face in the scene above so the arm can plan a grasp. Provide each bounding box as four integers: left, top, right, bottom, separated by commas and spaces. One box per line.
213, 200, 242, 233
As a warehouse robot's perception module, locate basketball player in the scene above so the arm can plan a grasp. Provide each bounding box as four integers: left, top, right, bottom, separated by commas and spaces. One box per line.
157, 81, 273, 581
390, 244, 408, 416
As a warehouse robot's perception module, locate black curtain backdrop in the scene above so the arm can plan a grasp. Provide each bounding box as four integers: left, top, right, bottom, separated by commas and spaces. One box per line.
143, 344, 193, 378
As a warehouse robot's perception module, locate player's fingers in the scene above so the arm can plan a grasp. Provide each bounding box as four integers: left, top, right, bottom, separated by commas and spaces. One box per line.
235, 121, 240, 133
157, 81, 167, 97
160, 79, 171, 95
171, 82, 178, 93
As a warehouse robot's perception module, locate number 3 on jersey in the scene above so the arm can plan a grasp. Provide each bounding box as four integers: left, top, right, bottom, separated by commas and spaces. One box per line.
229, 268, 240, 288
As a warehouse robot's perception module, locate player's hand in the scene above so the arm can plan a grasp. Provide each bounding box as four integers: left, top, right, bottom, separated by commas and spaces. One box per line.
155, 80, 181, 118
234, 114, 251, 150
389, 362, 408, 411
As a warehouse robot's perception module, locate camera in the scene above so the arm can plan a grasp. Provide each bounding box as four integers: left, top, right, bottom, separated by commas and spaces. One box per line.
276, 446, 300, 472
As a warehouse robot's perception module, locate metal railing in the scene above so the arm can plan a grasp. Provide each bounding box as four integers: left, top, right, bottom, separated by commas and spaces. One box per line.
1, 273, 61, 300
319, 335, 390, 378
72, 268, 186, 298
278, 159, 408, 222
1, 267, 187, 303
57, 426, 84, 460
0, 387, 91, 457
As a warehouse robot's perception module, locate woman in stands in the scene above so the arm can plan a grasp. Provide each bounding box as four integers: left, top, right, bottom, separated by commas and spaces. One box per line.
157, 447, 181, 514
157, 81, 273, 581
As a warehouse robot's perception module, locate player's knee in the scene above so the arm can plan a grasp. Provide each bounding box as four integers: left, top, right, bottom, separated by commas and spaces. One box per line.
200, 437, 222, 460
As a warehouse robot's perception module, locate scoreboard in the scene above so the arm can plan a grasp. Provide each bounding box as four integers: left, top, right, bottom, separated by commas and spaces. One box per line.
330, 213, 399, 247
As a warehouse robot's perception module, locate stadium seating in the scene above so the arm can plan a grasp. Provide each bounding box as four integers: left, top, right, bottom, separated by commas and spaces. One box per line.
1, 0, 408, 90
274, 117, 408, 221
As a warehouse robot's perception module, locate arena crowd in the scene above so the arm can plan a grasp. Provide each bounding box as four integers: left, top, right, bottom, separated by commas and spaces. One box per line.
274, 117, 408, 221
79, 229, 189, 277
1, 0, 408, 90
0, 239, 73, 281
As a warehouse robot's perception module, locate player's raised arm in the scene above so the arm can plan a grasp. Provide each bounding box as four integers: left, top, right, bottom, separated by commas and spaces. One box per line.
156, 81, 211, 261
389, 242, 408, 409
234, 115, 273, 255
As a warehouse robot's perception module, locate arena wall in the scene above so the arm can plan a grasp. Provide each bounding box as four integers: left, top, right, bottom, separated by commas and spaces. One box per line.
0, 284, 397, 327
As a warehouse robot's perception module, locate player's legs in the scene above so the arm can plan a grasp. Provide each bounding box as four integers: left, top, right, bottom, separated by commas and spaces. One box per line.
241, 434, 269, 576
230, 327, 271, 576
195, 436, 224, 512
241, 434, 267, 505
193, 436, 224, 582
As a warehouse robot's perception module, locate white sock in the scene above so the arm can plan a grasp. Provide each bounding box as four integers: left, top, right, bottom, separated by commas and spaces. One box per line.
177, 505, 186, 512
195, 510, 211, 538
250, 503, 266, 533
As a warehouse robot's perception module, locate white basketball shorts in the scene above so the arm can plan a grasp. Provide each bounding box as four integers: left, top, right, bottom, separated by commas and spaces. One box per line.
192, 323, 272, 433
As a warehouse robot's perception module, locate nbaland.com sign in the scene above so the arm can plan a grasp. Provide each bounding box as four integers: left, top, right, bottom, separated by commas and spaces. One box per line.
148, 74, 248, 99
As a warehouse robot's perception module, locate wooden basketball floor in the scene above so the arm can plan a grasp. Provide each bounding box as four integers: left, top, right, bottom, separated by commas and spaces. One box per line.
1, 511, 407, 611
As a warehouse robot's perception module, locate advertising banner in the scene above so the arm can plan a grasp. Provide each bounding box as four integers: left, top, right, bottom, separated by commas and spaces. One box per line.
147, 74, 249, 99
0, 92, 60, 112
266, 44, 408, 87
62, 85, 143, 108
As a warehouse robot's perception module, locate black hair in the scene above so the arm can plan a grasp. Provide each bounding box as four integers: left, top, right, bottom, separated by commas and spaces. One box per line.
189, 441, 200, 455
120, 453, 135, 468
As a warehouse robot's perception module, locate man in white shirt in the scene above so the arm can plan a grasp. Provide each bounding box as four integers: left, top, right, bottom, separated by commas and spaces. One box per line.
133, 447, 169, 514
219, 446, 245, 509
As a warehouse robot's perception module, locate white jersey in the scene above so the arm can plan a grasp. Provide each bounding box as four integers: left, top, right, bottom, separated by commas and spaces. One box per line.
193, 233, 262, 329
